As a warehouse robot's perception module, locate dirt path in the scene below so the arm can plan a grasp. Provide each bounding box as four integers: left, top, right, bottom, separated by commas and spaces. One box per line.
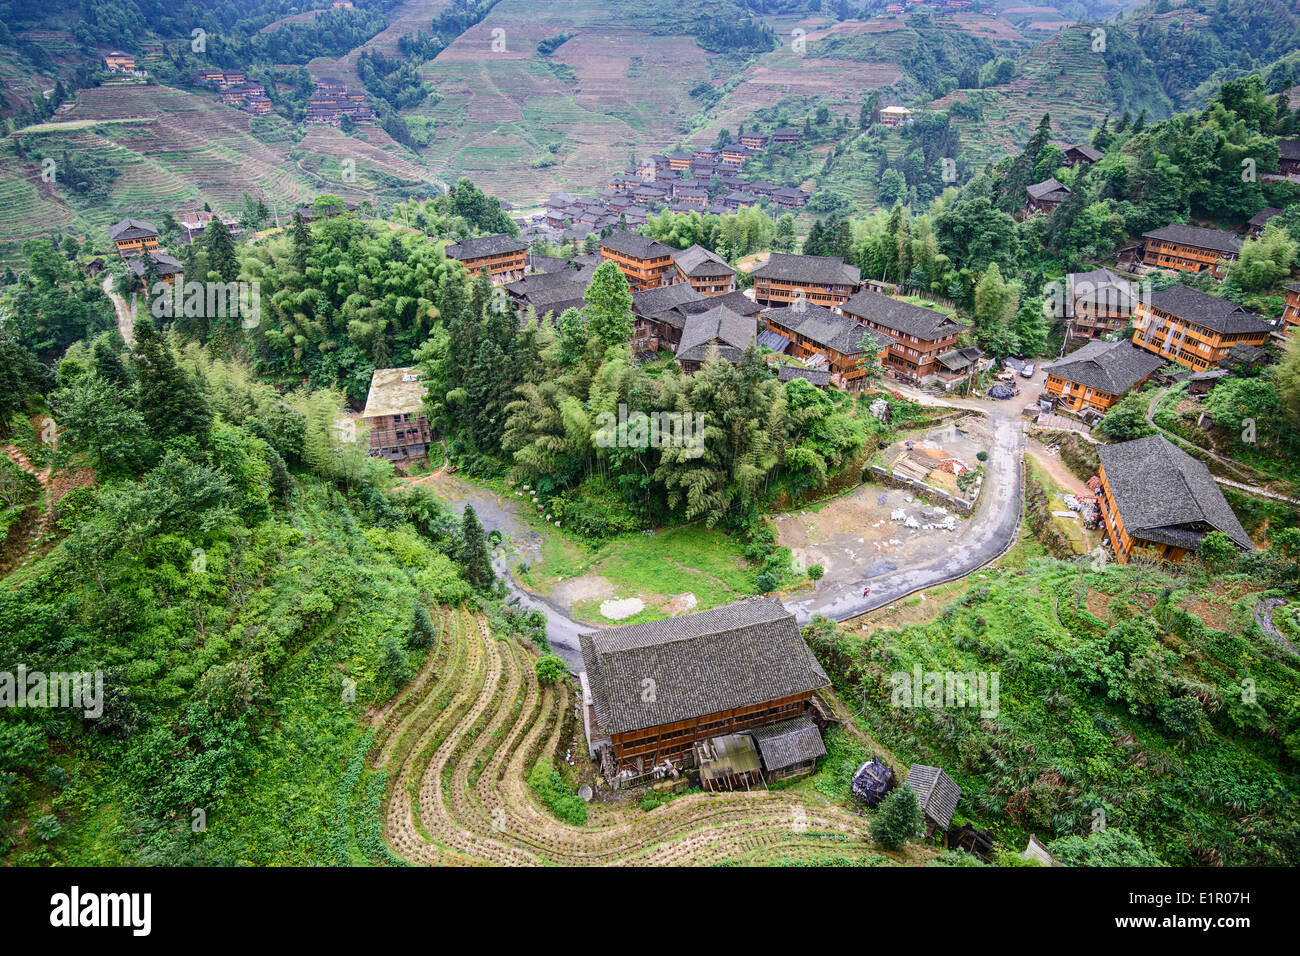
102, 274, 135, 345
374, 607, 930, 866
1, 443, 54, 561
1254, 597, 1297, 656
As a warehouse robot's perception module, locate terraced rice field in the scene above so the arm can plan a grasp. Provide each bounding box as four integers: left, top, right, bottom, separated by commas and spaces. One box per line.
371, 607, 916, 867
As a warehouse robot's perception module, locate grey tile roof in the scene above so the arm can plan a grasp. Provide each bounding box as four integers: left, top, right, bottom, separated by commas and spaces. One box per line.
1045, 340, 1164, 395
631, 283, 705, 317
1027, 177, 1070, 201
777, 364, 830, 386
1066, 143, 1103, 162
1143, 223, 1243, 256
758, 330, 792, 354
762, 304, 891, 355
1145, 285, 1270, 336
676, 305, 757, 364
1248, 206, 1282, 228
841, 290, 966, 341
1278, 138, 1300, 161
678, 290, 763, 317
600, 229, 674, 260
1068, 268, 1135, 313
578, 598, 829, 735
444, 233, 528, 260
749, 716, 826, 771
750, 253, 860, 286
1098, 435, 1254, 551
672, 244, 735, 278
108, 217, 158, 240
908, 764, 961, 830
125, 251, 182, 278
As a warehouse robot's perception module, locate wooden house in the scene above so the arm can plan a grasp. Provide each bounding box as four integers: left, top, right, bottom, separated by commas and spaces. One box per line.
772, 127, 800, 145
749, 253, 861, 310
840, 290, 966, 384
1247, 206, 1282, 238
600, 230, 676, 290
1063, 143, 1102, 166
748, 717, 827, 781
108, 218, 159, 257
1141, 224, 1242, 278
444, 233, 528, 284
104, 51, 135, 72
125, 251, 182, 291
1278, 138, 1300, 177
1023, 177, 1070, 217
361, 367, 433, 464
1098, 435, 1253, 564
1063, 267, 1136, 338
1281, 282, 1300, 341
760, 303, 892, 391
1042, 340, 1165, 414
666, 151, 693, 171
669, 244, 735, 296
578, 598, 829, 775
675, 305, 757, 371
1131, 285, 1271, 371
739, 132, 769, 149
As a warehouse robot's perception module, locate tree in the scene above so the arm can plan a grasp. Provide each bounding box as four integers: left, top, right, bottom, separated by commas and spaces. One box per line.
408, 602, 439, 648
535, 653, 567, 684
872, 785, 922, 849
205, 216, 240, 284
1096, 391, 1154, 441
380, 632, 412, 690
1199, 530, 1240, 572
131, 319, 211, 445
582, 261, 634, 349
290, 212, 312, 273
0, 332, 47, 434
457, 504, 495, 589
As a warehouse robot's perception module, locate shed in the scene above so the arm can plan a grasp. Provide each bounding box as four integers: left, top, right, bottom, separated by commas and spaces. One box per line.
748, 716, 826, 780
907, 763, 961, 837
695, 734, 762, 791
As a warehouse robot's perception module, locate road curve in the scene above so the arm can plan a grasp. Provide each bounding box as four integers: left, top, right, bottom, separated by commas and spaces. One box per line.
783, 413, 1025, 625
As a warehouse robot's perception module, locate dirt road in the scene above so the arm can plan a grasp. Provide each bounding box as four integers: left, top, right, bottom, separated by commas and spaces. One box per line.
102, 274, 135, 345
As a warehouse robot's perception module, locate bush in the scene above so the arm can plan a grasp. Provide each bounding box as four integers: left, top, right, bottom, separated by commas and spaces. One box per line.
407, 602, 439, 649
808, 564, 825, 581
527, 761, 587, 825
872, 785, 921, 849
535, 653, 568, 684
754, 570, 779, 592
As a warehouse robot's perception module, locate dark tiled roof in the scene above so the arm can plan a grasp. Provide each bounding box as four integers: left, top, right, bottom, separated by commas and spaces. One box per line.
935, 345, 984, 373
444, 233, 527, 260
1066, 143, 1103, 162
750, 253, 859, 286
908, 764, 961, 830
578, 598, 828, 735
678, 290, 763, 317
777, 364, 830, 386
1278, 138, 1300, 161
758, 330, 792, 354
672, 244, 735, 278
749, 716, 826, 771
108, 217, 157, 240
1027, 177, 1070, 201
125, 251, 182, 278
1067, 268, 1135, 313
1045, 340, 1164, 395
600, 229, 673, 260
841, 290, 966, 341
1098, 435, 1253, 551
676, 305, 757, 364
1285, 282, 1300, 295
632, 283, 705, 317
762, 304, 890, 355
1143, 223, 1243, 256
1248, 206, 1282, 228
1145, 285, 1270, 336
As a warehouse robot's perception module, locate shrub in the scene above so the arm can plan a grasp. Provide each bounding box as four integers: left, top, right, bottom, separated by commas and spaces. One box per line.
872, 785, 921, 849
808, 564, 825, 581
407, 602, 439, 648
754, 570, 779, 592
527, 761, 587, 825
535, 653, 568, 684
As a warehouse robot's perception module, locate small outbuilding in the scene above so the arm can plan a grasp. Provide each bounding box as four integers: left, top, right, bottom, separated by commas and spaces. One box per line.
907, 763, 961, 838
851, 758, 894, 807
749, 716, 826, 781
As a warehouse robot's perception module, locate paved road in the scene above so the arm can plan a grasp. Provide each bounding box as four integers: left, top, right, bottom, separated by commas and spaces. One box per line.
784, 411, 1026, 625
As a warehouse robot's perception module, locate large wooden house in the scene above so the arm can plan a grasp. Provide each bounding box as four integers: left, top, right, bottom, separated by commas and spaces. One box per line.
578, 598, 829, 776
108, 218, 159, 258
361, 367, 433, 464
1281, 282, 1300, 341
632, 286, 760, 355
878, 105, 912, 127
760, 304, 891, 391
669, 244, 735, 296
1278, 138, 1300, 177
1042, 340, 1164, 415
1063, 268, 1136, 339
125, 250, 183, 292
1098, 435, 1253, 564
1141, 224, 1242, 278
749, 253, 861, 310
600, 230, 677, 290
104, 51, 135, 72
444, 233, 528, 284
1131, 285, 1271, 371
840, 290, 966, 384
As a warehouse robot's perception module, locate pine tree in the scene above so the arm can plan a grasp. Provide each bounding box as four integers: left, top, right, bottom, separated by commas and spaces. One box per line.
205, 216, 240, 283
381, 633, 412, 689
408, 602, 439, 649
457, 504, 495, 589
290, 212, 312, 273
872, 785, 922, 849
131, 319, 211, 444
582, 261, 633, 349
